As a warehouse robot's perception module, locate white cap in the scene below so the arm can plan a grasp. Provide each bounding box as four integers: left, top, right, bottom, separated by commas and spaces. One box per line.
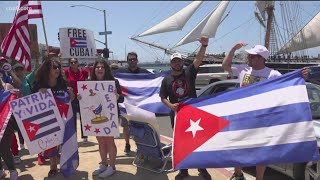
170, 53, 183, 61
245, 45, 270, 59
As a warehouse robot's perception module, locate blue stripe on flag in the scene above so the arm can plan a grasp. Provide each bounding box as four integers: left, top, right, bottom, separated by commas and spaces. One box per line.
0, 90, 11, 104
24, 110, 54, 122
188, 70, 305, 107
220, 103, 311, 131
33, 126, 61, 141
176, 141, 319, 169
113, 71, 170, 79
125, 87, 160, 96
139, 102, 170, 114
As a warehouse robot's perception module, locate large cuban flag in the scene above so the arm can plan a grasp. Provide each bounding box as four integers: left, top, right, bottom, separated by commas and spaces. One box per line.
113, 71, 170, 114
173, 70, 320, 169
55, 92, 79, 177
0, 90, 16, 143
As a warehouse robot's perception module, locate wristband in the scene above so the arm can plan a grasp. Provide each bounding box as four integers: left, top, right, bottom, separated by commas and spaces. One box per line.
202, 44, 208, 47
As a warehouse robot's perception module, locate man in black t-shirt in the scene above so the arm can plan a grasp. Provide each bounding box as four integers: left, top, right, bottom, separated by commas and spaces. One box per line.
114, 52, 151, 155
159, 37, 211, 180
115, 52, 151, 74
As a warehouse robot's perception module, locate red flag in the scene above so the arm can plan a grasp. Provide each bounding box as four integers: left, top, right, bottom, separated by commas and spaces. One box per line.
0, 91, 16, 143
0, 0, 43, 71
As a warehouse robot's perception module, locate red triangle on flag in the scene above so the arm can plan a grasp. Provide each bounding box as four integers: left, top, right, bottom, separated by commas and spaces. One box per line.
22, 121, 40, 141
70, 38, 76, 46
55, 98, 69, 118
173, 104, 230, 169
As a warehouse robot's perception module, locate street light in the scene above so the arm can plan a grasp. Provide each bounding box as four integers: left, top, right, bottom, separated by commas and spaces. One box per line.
70, 5, 109, 60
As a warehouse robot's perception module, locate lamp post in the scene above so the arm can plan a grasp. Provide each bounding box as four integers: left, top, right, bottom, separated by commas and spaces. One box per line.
71, 5, 109, 60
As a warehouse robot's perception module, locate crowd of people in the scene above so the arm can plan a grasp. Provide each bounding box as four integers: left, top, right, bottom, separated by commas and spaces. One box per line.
0, 36, 311, 180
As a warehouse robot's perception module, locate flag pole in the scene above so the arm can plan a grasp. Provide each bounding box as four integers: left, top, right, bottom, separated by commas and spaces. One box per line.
41, 17, 49, 62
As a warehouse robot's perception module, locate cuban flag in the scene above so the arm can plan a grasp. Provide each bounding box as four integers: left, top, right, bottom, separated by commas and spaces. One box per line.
173, 70, 320, 169
70, 37, 87, 48
0, 90, 16, 143
113, 71, 170, 114
55, 92, 79, 177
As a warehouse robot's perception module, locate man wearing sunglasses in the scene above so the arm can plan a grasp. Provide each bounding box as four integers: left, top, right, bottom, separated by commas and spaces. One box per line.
222, 43, 281, 180
115, 52, 151, 73
113, 52, 151, 155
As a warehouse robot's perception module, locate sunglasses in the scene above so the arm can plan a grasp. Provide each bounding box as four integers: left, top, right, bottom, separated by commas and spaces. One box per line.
128, 58, 137, 62
70, 61, 78, 64
248, 54, 261, 59
52, 65, 61, 70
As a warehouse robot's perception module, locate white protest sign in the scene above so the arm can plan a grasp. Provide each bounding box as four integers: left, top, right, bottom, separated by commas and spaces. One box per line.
9, 90, 65, 155
78, 81, 119, 137
59, 27, 97, 58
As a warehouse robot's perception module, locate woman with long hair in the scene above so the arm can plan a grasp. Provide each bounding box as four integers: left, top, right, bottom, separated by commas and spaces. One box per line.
79, 59, 123, 178
33, 59, 75, 177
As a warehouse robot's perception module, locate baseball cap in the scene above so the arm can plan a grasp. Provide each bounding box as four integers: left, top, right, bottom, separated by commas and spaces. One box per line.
12, 63, 24, 70
170, 53, 183, 61
0, 57, 8, 63
245, 45, 270, 59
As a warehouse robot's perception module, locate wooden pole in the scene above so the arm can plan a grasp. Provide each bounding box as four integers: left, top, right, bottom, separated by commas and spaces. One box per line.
41, 17, 49, 62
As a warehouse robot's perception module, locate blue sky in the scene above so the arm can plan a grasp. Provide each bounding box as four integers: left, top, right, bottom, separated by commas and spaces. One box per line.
1, 1, 320, 63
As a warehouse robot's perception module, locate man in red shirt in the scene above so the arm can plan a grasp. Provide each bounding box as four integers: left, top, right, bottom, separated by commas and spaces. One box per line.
64, 58, 89, 143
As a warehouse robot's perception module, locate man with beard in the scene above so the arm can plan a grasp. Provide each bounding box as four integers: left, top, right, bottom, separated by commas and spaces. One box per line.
114, 52, 151, 155
160, 37, 211, 180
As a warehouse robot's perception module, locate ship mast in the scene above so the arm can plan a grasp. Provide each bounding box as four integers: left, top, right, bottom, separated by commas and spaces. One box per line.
264, 2, 275, 50
130, 37, 175, 55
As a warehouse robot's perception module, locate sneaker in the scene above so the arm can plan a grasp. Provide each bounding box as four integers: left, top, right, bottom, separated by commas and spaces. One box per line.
124, 143, 131, 155
230, 173, 246, 180
13, 156, 21, 164
198, 168, 211, 180
0, 169, 6, 178
38, 154, 45, 165
9, 170, 18, 180
83, 138, 88, 144
175, 170, 189, 180
92, 164, 107, 176
18, 144, 25, 151
98, 166, 115, 178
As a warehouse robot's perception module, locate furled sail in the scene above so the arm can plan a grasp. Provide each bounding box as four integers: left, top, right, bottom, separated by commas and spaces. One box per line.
255, 1, 267, 20
278, 12, 320, 54
175, 1, 229, 47
138, 1, 203, 37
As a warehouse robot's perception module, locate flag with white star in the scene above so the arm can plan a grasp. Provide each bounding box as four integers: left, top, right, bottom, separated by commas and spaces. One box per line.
173, 70, 320, 170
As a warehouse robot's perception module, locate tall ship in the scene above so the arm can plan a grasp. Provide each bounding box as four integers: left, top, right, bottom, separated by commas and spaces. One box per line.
131, 1, 320, 74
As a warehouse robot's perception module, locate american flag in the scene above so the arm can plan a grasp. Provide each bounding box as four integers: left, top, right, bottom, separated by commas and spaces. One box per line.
0, 0, 43, 71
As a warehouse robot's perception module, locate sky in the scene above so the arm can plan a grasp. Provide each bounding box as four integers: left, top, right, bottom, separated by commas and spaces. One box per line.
1, 1, 320, 63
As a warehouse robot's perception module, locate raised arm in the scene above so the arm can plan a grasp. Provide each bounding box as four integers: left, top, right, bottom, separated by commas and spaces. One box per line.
193, 37, 209, 69
222, 42, 247, 73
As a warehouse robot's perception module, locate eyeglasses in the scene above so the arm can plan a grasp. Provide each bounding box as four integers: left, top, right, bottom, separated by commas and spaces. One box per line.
52, 65, 61, 70
128, 58, 137, 62
70, 61, 78, 64
95, 66, 105, 70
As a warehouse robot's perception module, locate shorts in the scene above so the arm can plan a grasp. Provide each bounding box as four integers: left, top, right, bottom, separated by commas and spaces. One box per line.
119, 115, 128, 128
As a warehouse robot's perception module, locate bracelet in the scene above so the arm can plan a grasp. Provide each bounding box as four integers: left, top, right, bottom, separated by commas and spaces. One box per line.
202, 44, 208, 47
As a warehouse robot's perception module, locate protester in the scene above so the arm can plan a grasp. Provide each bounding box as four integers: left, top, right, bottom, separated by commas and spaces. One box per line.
12, 62, 39, 151
78, 59, 123, 178
114, 52, 151, 155
64, 58, 89, 143
222, 43, 282, 180
0, 78, 19, 180
160, 37, 211, 180
33, 59, 75, 177
0, 57, 21, 88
